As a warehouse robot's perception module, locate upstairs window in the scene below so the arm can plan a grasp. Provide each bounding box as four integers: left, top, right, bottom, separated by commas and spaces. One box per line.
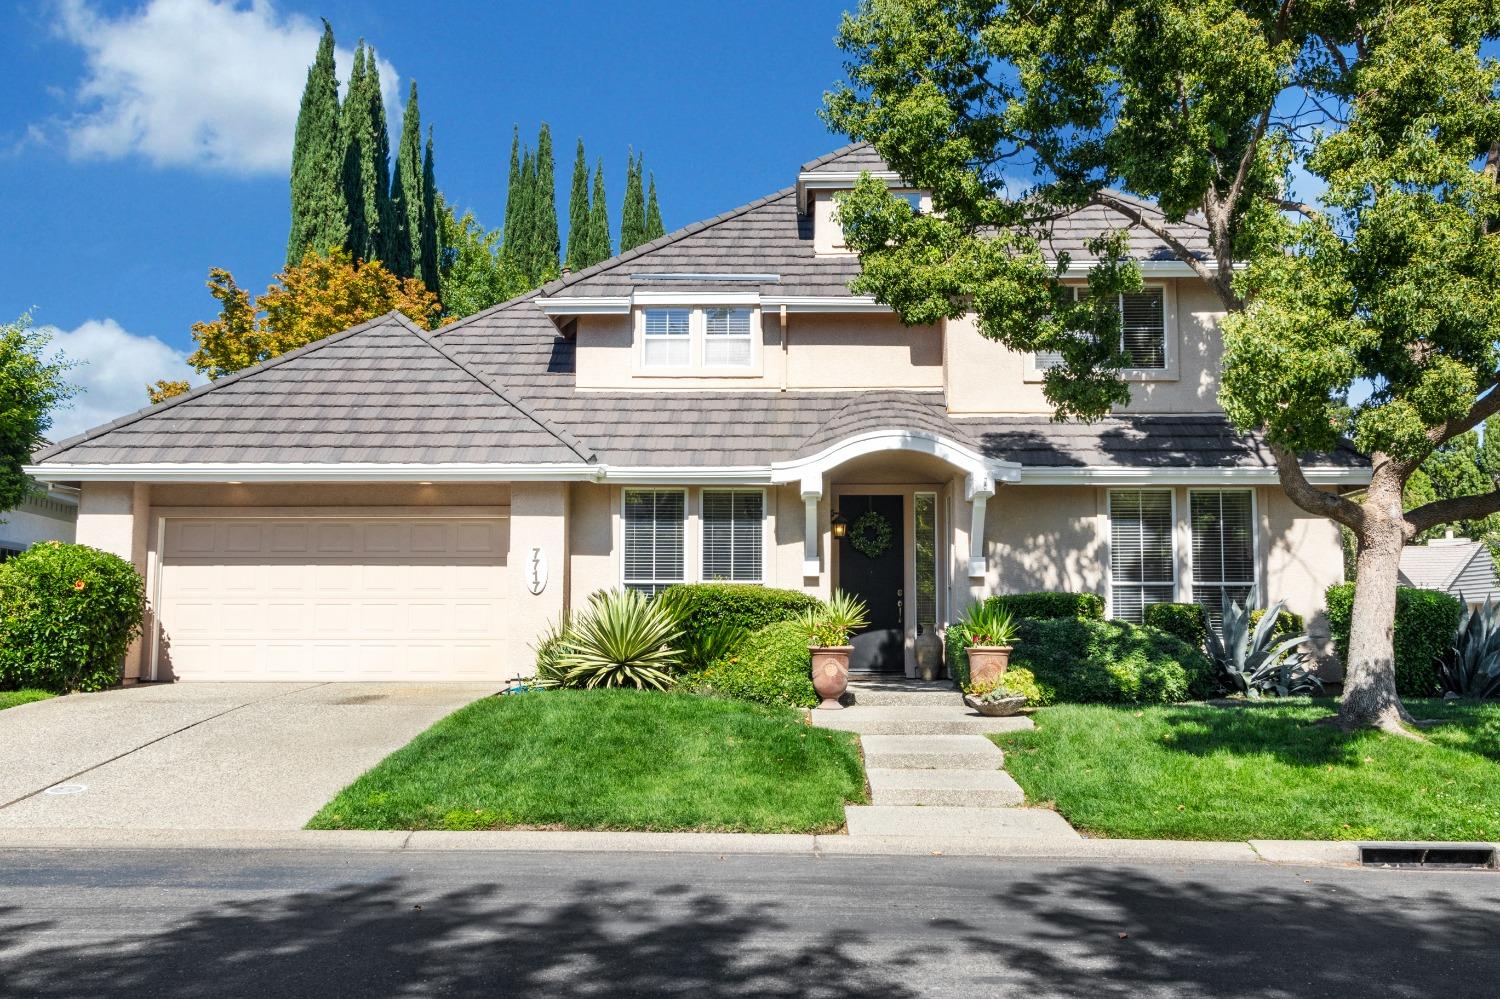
1110, 489, 1175, 623
642, 308, 691, 367
703, 308, 754, 367
639, 306, 758, 372
1037, 286, 1168, 372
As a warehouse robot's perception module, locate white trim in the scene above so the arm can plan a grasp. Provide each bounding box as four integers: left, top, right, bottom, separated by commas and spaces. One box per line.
631, 273, 780, 283
761, 296, 890, 312
538, 296, 631, 315
802, 492, 821, 576
796, 171, 905, 211
1019, 465, 1368, 485
968, 491, 991, 579
1052, 259, 1223, 278
25, 463, 599, 483
634, 291, 761, 306
770, 429, 1019, 493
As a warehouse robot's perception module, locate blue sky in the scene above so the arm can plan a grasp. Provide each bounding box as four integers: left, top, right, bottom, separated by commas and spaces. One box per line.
2, 0, 859, 436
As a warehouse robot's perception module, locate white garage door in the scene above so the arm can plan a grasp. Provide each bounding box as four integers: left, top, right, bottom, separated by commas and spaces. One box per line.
157, 516, 508, 681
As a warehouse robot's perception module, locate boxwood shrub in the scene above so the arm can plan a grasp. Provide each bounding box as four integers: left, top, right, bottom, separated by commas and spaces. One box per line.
990, 591, 1105, 621
1142, 602, 1209, 650
0, 542, 146, 693
1008, 617, 1216, 704
1248, 607, 1306, 640
692, 620, 815, 709
657, 583, 819, 636
1325, 583, 1462, 697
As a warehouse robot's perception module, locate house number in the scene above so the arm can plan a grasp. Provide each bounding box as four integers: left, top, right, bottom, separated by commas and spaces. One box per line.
527, 546, 548, 595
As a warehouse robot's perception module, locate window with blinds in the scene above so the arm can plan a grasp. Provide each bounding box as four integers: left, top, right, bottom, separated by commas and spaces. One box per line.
1036, 286, 1167, 371
1109, 489, 1175, 623
642, 308, 691, 367
703, 308, 754, 367
1190, 490, 1256, 628
623, 489, 685, 595
701, 489, 764, 582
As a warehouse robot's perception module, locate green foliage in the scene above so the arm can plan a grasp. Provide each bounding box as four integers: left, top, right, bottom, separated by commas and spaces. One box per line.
655, 583, 820, 636
800, 590, 871, 647
586, 158, 612, 265
0, 689, 52, 710
1206, 597, 1322, 698
1326, 584, 1464, 697
0, 314, 75, 512
1143, 603, 1209, 650
565, 138, 592, 271
435, 194, 528, 320
945, 624, 971, 689
341, 42, 394, 265
530, 124, 560, 282
286, 19, 347, 264
620, 150, 647, 252
954, 600, 1019, 647
1403, 424, 1500, 546
990, 591, 1105, 621
997, 667, 1044, 707
0, 543, 145, 693
419, 131, 440, 293
557, 589, 682, 690
1008, 617, 1215, 705
1247, 607, 1306, 641
645, 172, 665, 242
529, 613, 573, 689
1437, 597, 1500, 698
388, 80, 430, 282
693, 620, 816, 709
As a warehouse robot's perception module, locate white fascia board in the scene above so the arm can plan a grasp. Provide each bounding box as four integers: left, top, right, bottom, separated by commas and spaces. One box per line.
761, 296, 891, 313
1016, 465, 1371, 486
537, 297, 631, 315
796, 171, 906, 211
24, 463, 603, 484
632, 291, 761, 306
600, 466, 774, 486
1050, 259, 1244, 278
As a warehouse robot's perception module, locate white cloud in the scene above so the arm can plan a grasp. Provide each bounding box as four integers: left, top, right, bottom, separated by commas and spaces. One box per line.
51, 0, 399, 175
40, 319, 204, 440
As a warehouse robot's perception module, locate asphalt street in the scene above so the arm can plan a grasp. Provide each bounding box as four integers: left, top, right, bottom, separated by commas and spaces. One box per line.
0, 848, 1494, 998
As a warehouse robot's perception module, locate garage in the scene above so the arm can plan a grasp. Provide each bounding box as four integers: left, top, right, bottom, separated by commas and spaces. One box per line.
155, 515, 509, 682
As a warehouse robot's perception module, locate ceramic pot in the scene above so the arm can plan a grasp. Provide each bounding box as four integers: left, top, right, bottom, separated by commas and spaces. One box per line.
967, 645, 1013, 689
810, 645, 853, 710
915, 630, 942, 682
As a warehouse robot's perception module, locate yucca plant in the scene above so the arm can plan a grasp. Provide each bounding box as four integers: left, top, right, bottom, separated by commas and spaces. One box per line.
529, 612, 574, 689
559, 589, 683, 690
1437, 597, 1500, 699
1205, 593, 1322, 698
956, 601, 1019, 647
800, 590, 871, 647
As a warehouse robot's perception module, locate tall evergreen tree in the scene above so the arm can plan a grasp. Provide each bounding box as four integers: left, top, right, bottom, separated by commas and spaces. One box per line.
565, 138, 591, 272
512, 145, 537, 281
586, 158, 611, 265
501, 127, 523, 257
341, 42, 394, 264
287, 19, 346, 264
620, 150, 646, 252
645, 171, 665, 242
419, 128, 440, 293
389, 80, 424, 278
531, 124, 560, 282
339, 44, 367, 261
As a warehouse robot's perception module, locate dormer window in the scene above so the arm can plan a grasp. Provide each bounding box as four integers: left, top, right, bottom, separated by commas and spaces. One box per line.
703, 307, 754, 366
643, 308, 691, 367
637, 306, 760, 374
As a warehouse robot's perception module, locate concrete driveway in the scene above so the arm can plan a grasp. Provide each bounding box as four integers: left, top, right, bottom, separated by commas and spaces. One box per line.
0, 682, 495, 830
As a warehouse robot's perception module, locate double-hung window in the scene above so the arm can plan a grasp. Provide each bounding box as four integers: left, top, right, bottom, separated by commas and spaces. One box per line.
703, 308, 754, 368
1037, 286, 1168, 371
642, 308, 691, 368
701, 489, 764, 582
1190, 490, 1256, 628
640, 306, 757, 372
1109, 489, 1175, 623
622, 489, 685, 595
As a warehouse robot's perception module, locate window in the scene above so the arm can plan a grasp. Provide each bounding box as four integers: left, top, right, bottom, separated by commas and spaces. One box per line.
623, 489, 685, 595
642, 308, 691, 367
914, 492, 939, 636
0, 546, 21, 563
1110, 489, 1175, 623
1191, 490, 1256, 628
1036, 286, 1168, 371
701, 489, 764, 582
703, 308, 754, 368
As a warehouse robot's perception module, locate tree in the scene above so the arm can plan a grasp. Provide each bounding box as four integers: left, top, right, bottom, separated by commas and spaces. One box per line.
1404, 417, 1500, 547
286, 19, 346, 265
566, 138, 591, 272
389, 80, 425, 279
531, 124, 560, 283
187, 250, 440, 379
435, 195, 529, 320
341, 42, 393, 265
645, 171, 665, 242
147, 380, 190, 404
0, 315, 74, 512
825, 1, 1500, 732
620, 150, 647, 252
420, 128, 440, 293
586, 157, 611, 265
502, 127, 523, 259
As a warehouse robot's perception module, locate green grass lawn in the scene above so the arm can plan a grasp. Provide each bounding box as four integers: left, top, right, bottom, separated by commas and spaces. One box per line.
993, 699, 1500, 842
0, 690, 54, 711
309, 688, 867, 833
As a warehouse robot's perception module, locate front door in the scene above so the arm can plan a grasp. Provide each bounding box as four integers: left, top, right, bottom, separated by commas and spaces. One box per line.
838, 494, 905, 673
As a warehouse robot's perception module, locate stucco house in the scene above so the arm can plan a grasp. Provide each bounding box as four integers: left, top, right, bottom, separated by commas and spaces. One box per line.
0, 487, 78, 560
1400, 534, 1500, 609
27, 144, 1367, 683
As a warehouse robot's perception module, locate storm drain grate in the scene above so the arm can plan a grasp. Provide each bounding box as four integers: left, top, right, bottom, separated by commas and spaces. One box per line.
1360, 846, 1497, 870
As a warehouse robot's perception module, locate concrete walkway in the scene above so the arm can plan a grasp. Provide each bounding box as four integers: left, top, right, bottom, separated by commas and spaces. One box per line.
812, 678, 1080, 842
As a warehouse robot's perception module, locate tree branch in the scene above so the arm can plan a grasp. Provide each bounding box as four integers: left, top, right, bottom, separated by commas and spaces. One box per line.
1406, 488, 1500, 533
1268, 195, 1323, 220
1427, 379, 1500, 447
1089, 191, 1235, 304
1271, 443, 1366, 528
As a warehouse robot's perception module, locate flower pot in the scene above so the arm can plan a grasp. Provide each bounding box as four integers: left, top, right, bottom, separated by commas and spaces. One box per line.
964, 693, 1027, 717
810, 645, 853, 710
967, 645, 1013, 688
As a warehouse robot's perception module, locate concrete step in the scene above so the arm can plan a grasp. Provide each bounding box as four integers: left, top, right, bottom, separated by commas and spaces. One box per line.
859, 734, 1004, 770
843, 682, 964, 707
814, 705, 1034, 736
867, 768, 1025, 807
844, 805, 1081, 840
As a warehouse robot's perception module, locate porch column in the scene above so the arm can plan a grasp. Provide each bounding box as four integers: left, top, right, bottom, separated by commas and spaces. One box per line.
966, 473, 995, 580
801, 472, 823, 579
76, 481, 151, 681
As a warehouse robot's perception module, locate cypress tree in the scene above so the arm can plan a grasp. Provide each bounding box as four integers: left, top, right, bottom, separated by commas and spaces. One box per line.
287, 19, 346, 265
420, 127, 440, 293
586, 158, 611, 265
565, 138, 590, 272
389, 80, 424, 278
501, 127, 522, 258
645, 171, 665, 242
532, 124, 559, 282
620, 150, 646, 252
351, 45, 394, 264
340, 44, 368, 262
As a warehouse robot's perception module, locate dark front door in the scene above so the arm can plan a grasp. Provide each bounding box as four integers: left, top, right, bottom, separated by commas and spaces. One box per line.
838, 494, 905, 673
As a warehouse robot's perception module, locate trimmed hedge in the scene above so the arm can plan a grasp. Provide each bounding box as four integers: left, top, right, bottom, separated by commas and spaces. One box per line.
1008, 617, 1216, 704
990, 591, 1105, 621
0, 543, 145, 693
1248, 607, 1306, 640
1143, 602, 1208, 650
693, 620, 816, 709
657, 583, 819, 636
1325, 583, 1462, 697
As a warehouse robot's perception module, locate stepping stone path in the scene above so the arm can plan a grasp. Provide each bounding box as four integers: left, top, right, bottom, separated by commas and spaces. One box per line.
811, 679, 1080, 842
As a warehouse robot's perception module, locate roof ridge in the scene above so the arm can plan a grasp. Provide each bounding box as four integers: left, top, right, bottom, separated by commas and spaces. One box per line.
34, 311, 407, 463
798, 141, 877, 172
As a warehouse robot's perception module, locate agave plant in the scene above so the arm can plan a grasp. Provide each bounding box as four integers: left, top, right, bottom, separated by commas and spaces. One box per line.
1205, 595, 1323, 698
800, 590, 871, 647
1437, 598, 1500, 699
558, 588, 683, 690
529, 612, 574, 689
956, 601, 1019, 648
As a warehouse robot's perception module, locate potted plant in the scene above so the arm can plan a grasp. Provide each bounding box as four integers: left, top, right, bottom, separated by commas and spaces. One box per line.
955, 601, 1019, 689
801, 590, 870, 710
962, 668, 1039, 717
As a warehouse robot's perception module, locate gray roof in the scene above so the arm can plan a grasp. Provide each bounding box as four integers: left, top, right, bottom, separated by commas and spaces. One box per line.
800, 142, 896, 174
1399, 539, 1500, 601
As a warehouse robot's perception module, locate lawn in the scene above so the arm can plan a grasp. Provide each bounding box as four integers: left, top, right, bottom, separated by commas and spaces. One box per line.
309, 688, 867, 833
0, 690, 53, 711
993, 699, 1500, 842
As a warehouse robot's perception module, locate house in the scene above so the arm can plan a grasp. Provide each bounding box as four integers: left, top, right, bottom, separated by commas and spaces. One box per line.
1400, 534, 1500, 608
1, 487, 78, 560
26, 143, 1368, 683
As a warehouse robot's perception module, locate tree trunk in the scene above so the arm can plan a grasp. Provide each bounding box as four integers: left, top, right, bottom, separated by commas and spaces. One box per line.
1337, 497, 1416, 733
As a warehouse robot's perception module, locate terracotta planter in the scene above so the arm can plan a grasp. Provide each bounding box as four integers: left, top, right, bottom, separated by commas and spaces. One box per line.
967, 644, 1013, 689
810, 645, 853, 710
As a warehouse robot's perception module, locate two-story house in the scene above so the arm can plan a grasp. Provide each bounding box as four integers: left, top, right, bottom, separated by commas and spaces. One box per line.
28, 144, 1368, 683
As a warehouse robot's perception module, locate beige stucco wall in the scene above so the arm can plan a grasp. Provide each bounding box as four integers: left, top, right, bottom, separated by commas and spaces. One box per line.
76, 482, 151, 680
1261, 486, 1346, 666
508, 482, 569, 676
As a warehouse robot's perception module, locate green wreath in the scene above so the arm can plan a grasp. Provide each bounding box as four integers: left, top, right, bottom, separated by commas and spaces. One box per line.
849, 510, 894, 559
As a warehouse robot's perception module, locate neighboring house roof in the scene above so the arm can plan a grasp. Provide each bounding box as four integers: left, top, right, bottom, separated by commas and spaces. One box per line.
1399, 538, 1500, 603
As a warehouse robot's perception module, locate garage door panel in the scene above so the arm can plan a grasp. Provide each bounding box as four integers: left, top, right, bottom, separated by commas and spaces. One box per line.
159, 516, 508, 682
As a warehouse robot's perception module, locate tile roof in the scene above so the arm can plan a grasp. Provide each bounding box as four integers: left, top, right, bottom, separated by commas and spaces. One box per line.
1399, 539, 1499, 600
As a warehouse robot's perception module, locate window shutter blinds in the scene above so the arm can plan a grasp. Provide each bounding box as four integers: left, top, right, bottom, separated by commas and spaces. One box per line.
701, 490, 763, 582
1110, 489, 1175, 622
643, 309, 691, 367
1120, 288, 1166, 368
703, 307, 753, 367
623, 490, 685, 594
1190, 490, 1255, 627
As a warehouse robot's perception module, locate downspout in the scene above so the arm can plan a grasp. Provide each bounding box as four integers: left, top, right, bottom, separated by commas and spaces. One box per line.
779, 304, 788, 392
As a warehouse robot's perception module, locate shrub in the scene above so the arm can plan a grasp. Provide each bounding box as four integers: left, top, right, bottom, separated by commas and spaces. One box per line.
655, 583, 819, 636
558, 589, 682, 690
692, 620, 815, 709
530, 613, 573, 688
967, 666, 1046, 706
945, 624, 971, 688
1248, 607, 1306, 640
0, 542, 145, 693
1008, 617, 1215, 704
1143, 602, 1209, 650
1326, 583, 1463, 697
990, 591, 1105, 621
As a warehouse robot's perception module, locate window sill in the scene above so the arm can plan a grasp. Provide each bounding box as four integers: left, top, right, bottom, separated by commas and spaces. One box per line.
633, 367, 763, 378
1023, 368, 1178, 384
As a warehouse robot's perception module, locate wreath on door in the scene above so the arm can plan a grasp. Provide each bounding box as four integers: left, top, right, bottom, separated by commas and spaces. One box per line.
849, 510, 894, 559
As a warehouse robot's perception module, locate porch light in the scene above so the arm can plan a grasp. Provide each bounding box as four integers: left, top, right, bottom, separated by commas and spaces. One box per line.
830, 511, 849, 539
